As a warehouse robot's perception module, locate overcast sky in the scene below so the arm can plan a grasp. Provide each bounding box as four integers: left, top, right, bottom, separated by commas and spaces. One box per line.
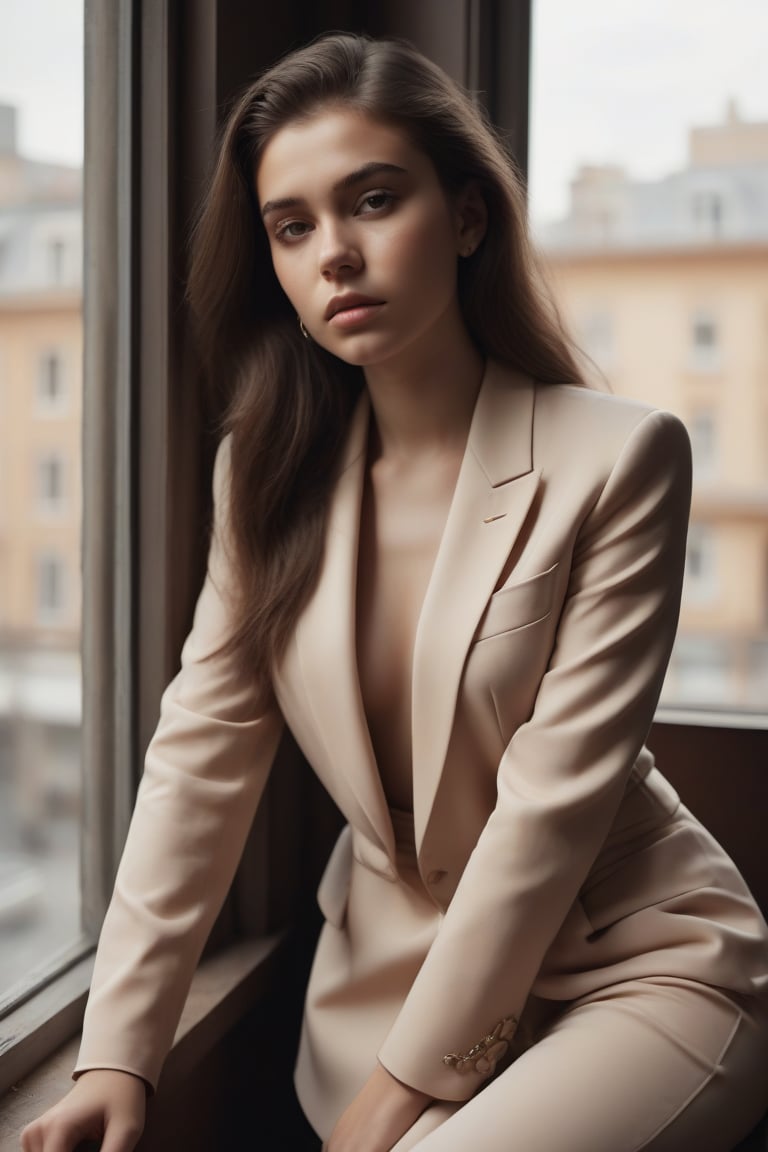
0, 0, 83, 166
0, 0, 766, 224
530, 0, 768, 221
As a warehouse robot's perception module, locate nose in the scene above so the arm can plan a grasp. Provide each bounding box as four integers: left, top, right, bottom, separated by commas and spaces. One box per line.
318, 221, 362, 280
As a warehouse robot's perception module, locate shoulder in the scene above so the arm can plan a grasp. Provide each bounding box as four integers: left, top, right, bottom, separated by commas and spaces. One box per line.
530, 380, 691, 483
533, 379, 676, 443
477, 361, 690, 497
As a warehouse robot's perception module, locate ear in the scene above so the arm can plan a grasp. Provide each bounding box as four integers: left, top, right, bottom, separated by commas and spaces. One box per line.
454, 181, 488, 257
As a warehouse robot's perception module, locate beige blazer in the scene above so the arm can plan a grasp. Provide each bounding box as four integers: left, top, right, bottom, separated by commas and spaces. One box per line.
76, 361, 768, 1114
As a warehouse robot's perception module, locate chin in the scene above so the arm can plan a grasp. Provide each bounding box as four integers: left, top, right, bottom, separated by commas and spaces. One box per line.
325, 336, 398, 369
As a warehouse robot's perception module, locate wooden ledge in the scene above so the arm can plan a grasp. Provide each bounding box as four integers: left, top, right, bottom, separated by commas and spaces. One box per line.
0, 935, 284, 1150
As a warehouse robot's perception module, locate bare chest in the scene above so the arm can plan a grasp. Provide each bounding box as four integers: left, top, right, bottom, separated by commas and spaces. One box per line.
356, 461, 458, 810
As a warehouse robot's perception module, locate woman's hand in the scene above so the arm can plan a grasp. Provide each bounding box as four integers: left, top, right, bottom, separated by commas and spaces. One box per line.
326, 1063, 431, 1152
20, 1069, 146, 1152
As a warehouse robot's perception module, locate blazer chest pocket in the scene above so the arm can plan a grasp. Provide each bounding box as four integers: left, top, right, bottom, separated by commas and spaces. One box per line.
475, 563, 559, 643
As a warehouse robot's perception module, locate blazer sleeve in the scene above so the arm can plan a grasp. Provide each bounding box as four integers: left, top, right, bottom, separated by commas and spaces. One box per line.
378, 408, 693, 1101
74, 436, 284, 1090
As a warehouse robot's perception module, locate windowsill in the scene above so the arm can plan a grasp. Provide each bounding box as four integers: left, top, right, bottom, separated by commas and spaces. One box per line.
0, 950, 94, 1098
0, 934, 284, 1146
655, 706, 768, 732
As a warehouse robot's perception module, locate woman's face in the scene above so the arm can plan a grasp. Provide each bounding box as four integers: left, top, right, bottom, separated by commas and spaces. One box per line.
256, 107, 482, 372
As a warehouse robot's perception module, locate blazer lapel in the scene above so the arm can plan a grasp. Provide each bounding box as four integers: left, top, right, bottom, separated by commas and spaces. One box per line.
293, 393, 396, 863
412, 363, 540, 849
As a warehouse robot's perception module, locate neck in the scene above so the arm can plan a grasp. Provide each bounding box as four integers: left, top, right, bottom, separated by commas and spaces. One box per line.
363, 324, 485, 462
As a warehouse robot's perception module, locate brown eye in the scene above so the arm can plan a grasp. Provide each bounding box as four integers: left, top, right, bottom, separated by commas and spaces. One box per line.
357, 191, 395, 214
275, 220, 312, 242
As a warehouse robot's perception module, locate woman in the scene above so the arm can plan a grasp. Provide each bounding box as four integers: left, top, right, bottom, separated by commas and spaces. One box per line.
22, 32, 768, 1152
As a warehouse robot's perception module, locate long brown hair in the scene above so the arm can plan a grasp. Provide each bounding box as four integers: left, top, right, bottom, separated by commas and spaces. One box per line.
187, 32, 583, 683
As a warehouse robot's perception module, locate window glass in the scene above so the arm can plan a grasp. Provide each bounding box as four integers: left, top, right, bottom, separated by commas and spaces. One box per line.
0, 0, 84, 1007
530, 0, 768, 716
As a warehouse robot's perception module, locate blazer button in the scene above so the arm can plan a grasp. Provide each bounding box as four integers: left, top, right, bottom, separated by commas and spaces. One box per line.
427, 869, 447, 885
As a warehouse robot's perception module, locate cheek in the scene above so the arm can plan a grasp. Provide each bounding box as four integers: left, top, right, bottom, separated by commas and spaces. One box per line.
381, 220, 458, 298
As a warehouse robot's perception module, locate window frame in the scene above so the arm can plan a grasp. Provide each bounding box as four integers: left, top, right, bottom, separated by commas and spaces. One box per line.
0, 0, 134, 1095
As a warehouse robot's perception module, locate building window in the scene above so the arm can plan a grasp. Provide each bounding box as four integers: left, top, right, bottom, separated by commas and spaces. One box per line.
37, 453, 66, 514
688, 409, 718, 484
690, 312, 721, 372
692, 192, 724, 238
693, 315, 717, 349
48, 238, 67, 285
37, 349, 67, 412
684, 523, 718, 604
37, 552, 68, 622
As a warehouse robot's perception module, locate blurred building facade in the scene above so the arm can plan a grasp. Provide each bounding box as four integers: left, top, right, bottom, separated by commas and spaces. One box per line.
0, 103, 82, 858
538, 105, 768, 711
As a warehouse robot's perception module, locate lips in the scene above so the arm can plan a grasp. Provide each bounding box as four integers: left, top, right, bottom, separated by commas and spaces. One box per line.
325, 293, 384, 321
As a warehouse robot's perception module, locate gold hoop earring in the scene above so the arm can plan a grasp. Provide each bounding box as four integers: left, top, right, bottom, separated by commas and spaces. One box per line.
298, 317, 310, 340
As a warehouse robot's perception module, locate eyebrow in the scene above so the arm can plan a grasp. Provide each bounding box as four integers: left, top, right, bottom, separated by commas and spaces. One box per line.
260, 161, 408, 219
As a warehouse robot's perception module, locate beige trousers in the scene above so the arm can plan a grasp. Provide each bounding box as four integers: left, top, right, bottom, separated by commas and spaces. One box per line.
388, 978, 768, 1152
306, 811, 768, 1152
306, 809, 768, 1151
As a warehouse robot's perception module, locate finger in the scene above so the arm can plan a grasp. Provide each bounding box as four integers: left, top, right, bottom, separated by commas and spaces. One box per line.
42, 1122, 92, 1152
19, 1122, 41, 1152
19, 1122, 67, 1152
22, 1113, 102, 1152
99, 1119, 144, 1152
19, 1124, 74, 1152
